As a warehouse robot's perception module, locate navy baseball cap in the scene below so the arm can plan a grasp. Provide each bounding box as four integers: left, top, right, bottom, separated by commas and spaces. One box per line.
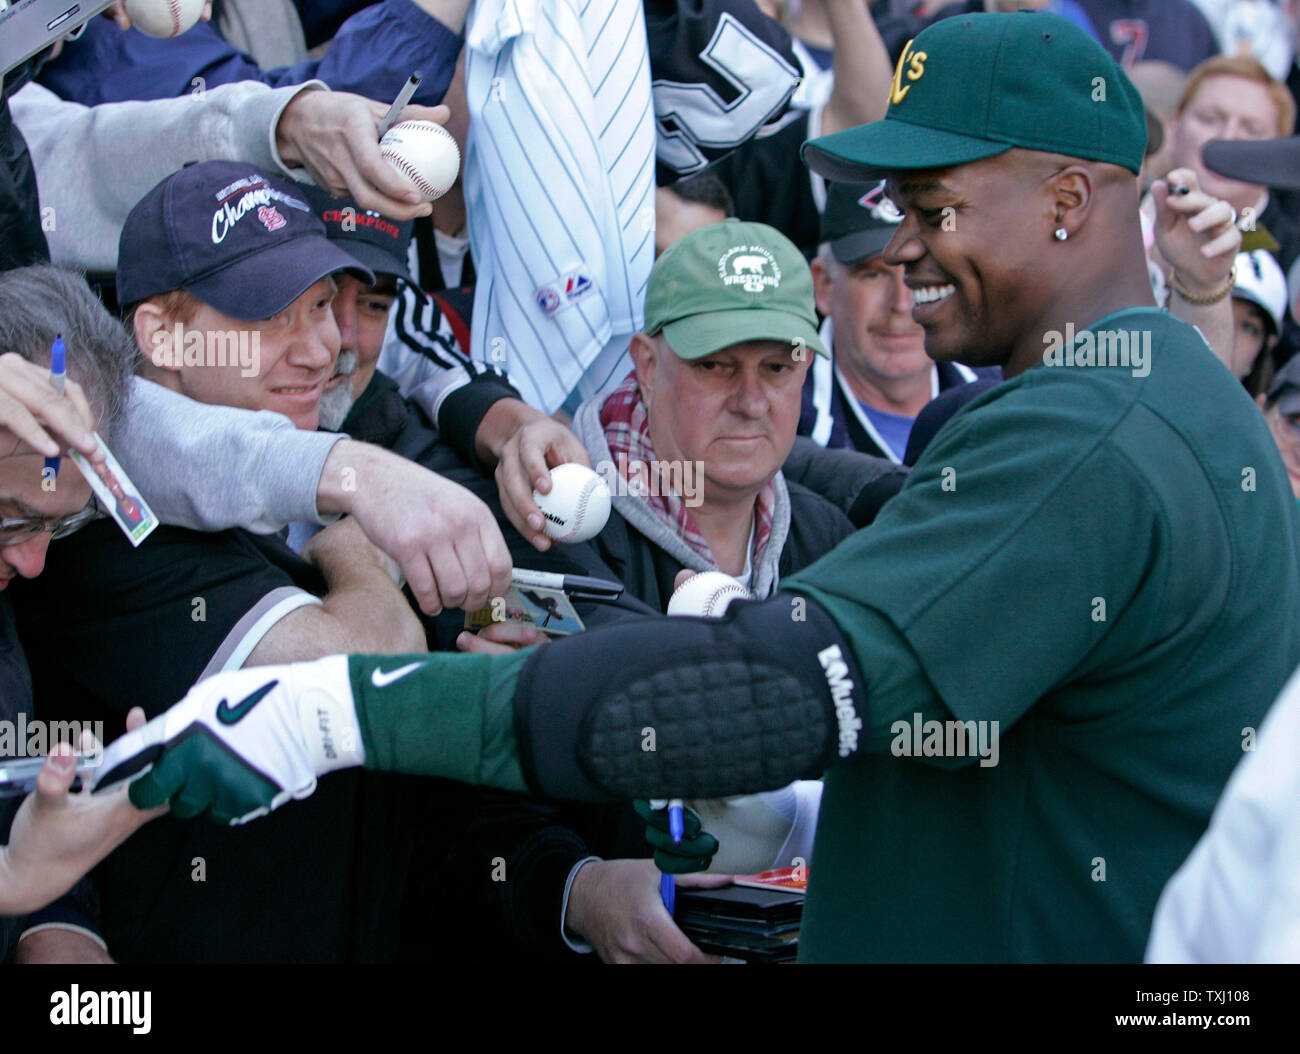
117, 162, 373, 321
299, 183, 424, 297
820, 180, 903, 264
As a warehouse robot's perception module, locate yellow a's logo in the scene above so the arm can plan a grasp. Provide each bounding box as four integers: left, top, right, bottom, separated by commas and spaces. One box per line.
890, 39, 929, 105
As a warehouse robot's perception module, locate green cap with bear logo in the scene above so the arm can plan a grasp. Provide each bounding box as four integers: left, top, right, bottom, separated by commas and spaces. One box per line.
643, 218, 826, 360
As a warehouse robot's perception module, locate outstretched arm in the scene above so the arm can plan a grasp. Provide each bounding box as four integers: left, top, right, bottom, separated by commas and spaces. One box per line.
820, 0, 893, 136
98, 593, 882, 823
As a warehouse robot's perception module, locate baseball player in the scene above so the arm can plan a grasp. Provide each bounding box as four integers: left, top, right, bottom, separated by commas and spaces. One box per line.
99, 12, 1300, 963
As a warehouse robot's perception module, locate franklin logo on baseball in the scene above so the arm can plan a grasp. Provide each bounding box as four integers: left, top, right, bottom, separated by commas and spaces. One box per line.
718, 245, 781, 293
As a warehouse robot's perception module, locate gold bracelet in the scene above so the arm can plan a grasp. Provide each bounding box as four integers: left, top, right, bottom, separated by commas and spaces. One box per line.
1170, 265, 1236, 306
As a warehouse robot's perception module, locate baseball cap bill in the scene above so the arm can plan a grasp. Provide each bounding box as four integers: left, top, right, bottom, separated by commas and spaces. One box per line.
643, 219, 826, 360
299, 183, 424, 296
117, 161, 373, 321
1203, 136, 1300, 193
801, 11, 1147, 182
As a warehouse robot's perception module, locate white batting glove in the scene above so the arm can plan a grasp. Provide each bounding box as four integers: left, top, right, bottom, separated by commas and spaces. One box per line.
94, 656, 364, 825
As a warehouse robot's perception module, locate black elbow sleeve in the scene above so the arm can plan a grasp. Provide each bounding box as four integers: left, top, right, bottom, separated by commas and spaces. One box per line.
512, 593, 867, 802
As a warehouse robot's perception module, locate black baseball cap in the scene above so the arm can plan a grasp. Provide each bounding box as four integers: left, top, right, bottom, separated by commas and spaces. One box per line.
1203, 137, 1300, 192
802, 11, 1146, 181
820, 180, 903, 264
1267, 355, 1300, 415
299, 183, 424, 297
117, 161, 373, 321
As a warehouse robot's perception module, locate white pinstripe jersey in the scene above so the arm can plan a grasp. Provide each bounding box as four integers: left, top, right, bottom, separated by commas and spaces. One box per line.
464, 0, 657, 414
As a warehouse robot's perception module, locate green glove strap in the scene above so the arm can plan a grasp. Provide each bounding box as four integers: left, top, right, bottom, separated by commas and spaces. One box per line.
349, 650, 531, 793
128, 733, 282, 824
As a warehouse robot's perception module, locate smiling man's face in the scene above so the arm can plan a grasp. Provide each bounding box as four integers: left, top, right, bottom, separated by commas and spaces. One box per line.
815, 251, 930, 385
141, 278, 341, 431
882, 153, 1052, 371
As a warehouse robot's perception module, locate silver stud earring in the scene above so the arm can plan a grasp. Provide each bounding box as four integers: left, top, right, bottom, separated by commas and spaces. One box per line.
1054, 227, 1068, 241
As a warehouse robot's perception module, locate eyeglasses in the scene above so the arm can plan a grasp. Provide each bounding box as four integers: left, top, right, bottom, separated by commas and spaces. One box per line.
0, 502, 101, 547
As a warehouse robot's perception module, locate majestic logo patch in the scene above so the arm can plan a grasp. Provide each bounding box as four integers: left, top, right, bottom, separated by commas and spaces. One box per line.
889, 38, 928, 105
215, 680, 279, 726
857, 180, 903, 224
257, 205, 287, 232
717, 245, 781, 293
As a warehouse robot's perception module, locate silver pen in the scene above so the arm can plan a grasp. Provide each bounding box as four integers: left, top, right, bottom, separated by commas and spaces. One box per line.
378, 71, 423, 138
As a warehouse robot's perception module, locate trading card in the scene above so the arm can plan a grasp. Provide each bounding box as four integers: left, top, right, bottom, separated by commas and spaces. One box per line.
69, 432, 158, 547
465, 583, 586, 636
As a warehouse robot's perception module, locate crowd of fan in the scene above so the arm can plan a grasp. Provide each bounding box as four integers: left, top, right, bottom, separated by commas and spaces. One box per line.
1, 0, 1298, 964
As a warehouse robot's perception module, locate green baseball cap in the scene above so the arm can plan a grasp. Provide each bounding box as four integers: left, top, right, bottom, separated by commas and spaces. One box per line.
801, 10, 1146, 182
643, 218, 827, 359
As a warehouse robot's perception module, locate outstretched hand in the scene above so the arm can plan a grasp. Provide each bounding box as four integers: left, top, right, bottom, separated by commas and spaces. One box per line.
276, 92, 449, 221
0, 353, 103, 469
476, 399, 592, 552
0, 708, 161, 917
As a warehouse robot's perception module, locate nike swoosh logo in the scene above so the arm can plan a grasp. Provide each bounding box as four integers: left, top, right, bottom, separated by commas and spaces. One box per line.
215, 680, 280, 726
371, 662, 426, 688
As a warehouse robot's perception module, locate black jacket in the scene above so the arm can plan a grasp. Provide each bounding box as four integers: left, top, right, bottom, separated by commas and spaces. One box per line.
572, 481, 855, 614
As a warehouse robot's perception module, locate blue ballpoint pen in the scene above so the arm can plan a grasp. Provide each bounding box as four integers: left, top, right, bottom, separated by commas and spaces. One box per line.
659, 798, 685, 915
44, 335, 66, 479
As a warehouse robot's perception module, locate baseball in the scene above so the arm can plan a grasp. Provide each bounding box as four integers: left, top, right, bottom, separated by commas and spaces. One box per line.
667, 571, 751, 618
379, 120, 461, 202
533, 463, 611, 543
124, 0, 205, 38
